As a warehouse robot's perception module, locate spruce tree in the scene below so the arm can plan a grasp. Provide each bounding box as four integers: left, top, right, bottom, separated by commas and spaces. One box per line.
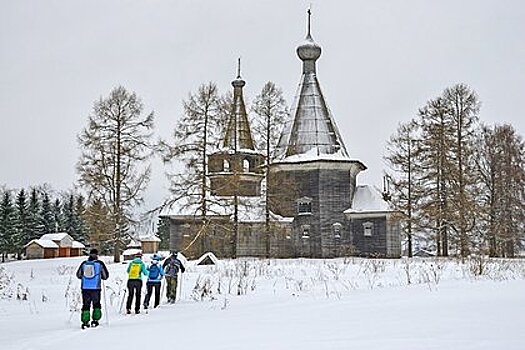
52, 198, 64, 233
40, 192, 55, 234
14, 189, 30, 258
27, 188, 42, 240
0, 192, 16, 261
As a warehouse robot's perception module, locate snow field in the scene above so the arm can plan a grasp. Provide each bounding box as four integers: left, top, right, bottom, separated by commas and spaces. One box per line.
0, 256, 524, 350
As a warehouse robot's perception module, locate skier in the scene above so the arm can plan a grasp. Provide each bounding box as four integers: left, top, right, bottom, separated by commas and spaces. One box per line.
126, 251, 148, 314
162, 251, 185, 303
143, 254, 165, 310
76, 248, 109, 329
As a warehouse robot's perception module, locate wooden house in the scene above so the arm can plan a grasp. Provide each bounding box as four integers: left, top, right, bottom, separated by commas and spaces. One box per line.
24, 233, 85, 259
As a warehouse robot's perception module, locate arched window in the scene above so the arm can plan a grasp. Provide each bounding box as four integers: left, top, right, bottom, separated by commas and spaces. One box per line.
223, 159, 230, 172
243, 159, 250, 172
333, 222, 342, 239
301, 225, 310, 239
363, 222, 374, 237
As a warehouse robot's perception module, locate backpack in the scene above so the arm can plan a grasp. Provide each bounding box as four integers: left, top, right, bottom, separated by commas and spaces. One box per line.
165, 258, 180, 277
149, 264, 160, 279
83, 261, 97, 279
128, 262, 142, 279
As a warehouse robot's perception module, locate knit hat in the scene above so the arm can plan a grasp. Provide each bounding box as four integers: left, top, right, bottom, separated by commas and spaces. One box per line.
152, 254, 161, 261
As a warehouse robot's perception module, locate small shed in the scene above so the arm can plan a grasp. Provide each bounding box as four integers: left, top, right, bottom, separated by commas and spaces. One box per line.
413, 249, 436, 258
195, 252, 219, 266
24, 239, 59, 259
140, 236, 161, 254
24, 233, 85, 259
123, 248, 142, 261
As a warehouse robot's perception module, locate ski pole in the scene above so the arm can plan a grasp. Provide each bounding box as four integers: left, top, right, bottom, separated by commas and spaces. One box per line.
160, 279, 166, 304
102, 280, 110, 326
119, 288, 127, 314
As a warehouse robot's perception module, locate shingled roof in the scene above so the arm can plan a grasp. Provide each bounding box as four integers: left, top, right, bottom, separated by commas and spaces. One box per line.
274, 10, 350, 162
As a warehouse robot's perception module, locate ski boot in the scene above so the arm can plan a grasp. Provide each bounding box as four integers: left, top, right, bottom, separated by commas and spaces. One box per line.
81, 322, 90, 330
90, 320, 99, 328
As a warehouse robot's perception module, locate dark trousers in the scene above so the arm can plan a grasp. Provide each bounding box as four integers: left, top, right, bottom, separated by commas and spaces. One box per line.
143, 282, 161, 308
81, 289, 101, 311
166, 276, 178, 303
126, 279, 143, 312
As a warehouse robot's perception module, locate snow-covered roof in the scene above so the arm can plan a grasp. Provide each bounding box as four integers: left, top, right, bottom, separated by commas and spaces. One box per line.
276, 148, 352, 163
127, 239, 141, 248
40, 233, 71, 241
24, 239, 59, 249
140, 236, 161, 242
195, 252, 220, 265
71, 241, 85, 249
344, 185, 391, 214
123, 248, 142, 256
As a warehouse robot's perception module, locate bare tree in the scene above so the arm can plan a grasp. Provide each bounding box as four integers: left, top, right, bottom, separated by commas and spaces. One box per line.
77, 86, 154, 262
161, 82, 223, 217
251, 82, 288, 258
385, 120, 423, 257
416, 97, 456, 256
444, 84, 481, 257
477, 124, 525, 257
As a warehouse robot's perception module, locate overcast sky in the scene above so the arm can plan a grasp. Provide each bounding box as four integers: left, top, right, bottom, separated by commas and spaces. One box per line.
1, 0, 524, 211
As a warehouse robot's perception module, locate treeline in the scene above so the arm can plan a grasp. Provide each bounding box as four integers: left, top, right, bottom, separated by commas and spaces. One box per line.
0, 187, 87, 261
385, 83, 525, 258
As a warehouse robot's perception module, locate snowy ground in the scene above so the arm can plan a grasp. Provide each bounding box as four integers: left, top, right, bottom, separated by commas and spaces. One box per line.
0, 255, 524, 350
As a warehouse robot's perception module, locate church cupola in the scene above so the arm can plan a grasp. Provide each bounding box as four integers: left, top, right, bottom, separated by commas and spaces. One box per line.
273, 9, 353, 162
208, 60, 265, 197
296, 9, 322, 73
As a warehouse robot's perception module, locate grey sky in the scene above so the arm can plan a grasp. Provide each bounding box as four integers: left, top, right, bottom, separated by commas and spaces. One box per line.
1, 0, 524, 211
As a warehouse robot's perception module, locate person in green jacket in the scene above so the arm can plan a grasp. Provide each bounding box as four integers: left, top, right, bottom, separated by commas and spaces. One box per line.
126, 252, 149, 314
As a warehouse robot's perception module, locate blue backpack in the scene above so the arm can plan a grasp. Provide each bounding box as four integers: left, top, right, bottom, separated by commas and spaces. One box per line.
149, 264, 160, 279
82, 261, 101, 289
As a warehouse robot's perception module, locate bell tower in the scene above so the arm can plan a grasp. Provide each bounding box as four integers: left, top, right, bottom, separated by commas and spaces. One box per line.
208, 60, 265, 197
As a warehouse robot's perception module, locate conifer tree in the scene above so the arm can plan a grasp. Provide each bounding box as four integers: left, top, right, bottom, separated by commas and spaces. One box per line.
27, 188, 42, 240
415, 97, 456, 256
40, 192, 55, 234
78, 86, 154, 262
0, 192, 16, 261
14, 189, 30, 258
52, 198, 64, 233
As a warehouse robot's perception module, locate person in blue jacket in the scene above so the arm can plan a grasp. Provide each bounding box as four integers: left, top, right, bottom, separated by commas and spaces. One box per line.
143, 254, 165, 309
76, 248, 109, 329
126, 252, 148, 314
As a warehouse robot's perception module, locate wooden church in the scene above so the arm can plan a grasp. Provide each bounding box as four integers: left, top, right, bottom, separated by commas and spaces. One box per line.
162, 12, 401, 259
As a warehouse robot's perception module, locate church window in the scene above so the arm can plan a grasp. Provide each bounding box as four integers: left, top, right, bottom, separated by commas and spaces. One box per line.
301, 225, 310, 239
333, 222, 342, 239
363, 222, 374, 236
243, 159, 250, 172
223, 159, 230, 172
297, 197, 312, 215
